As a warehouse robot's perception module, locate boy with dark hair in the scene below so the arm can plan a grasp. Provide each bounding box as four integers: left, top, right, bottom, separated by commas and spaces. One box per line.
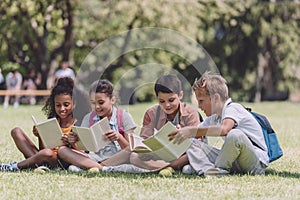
130, 74, 203, 175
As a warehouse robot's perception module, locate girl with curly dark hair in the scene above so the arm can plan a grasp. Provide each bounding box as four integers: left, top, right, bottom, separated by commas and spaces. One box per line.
0, 77, 76, 171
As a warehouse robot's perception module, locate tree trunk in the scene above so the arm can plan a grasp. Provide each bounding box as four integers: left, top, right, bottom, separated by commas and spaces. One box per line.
254, 52, 267, 103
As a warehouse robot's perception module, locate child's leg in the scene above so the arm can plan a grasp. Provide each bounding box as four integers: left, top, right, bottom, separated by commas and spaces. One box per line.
11, 127, 39, 158
129, 153, 169, 171
169, 154, 189, 170
215, 129, 265, 174
58, 146, 103, 170
3, 94, 10, 107
187, 139, 220, 174
101, 146, 131, 166
17, 148, 58, 169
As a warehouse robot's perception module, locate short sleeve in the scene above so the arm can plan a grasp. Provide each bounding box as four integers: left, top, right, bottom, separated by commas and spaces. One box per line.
122, 110, 136, 132
80, 113, 91, 127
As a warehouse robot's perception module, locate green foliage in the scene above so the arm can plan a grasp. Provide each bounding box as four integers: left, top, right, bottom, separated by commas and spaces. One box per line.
1, 62, 21, 73
0, 0, 75, 88
0, 0, 299, 101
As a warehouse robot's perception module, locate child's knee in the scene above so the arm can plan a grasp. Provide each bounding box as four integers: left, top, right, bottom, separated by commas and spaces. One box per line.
40, 148, 56, 159
129, 153, 139, 165
57, 146, 68, 156
226, 129, 247, 145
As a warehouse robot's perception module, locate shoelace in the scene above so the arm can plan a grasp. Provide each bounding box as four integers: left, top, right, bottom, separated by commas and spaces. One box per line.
0, 164, 13, 171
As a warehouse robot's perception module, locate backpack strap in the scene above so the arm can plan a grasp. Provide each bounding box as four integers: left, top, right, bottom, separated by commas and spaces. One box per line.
90, 109, 124, 136
89, 111, 97, 126
155, 105, 161, 130
182, 103, 203, 126
117, 108, 125, 137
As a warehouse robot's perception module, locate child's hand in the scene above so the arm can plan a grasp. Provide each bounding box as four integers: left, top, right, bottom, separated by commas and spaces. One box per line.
104, 130, 120, 142
175, 124, 181, 129
68, 132, 79, 145
168, 127, 192, 144
61, 134, 69, 145
32, 126, 39, 137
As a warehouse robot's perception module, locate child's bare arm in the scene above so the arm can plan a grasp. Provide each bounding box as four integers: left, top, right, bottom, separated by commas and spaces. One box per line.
32, 125, 45, 150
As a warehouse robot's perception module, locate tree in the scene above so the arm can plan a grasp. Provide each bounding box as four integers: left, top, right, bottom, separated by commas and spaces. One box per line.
0, 0, 74, 88
192, 0, 300, 101
1, 0, 299, 103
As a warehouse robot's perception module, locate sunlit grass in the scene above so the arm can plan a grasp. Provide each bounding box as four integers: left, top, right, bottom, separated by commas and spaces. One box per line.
0, 102, 299, 199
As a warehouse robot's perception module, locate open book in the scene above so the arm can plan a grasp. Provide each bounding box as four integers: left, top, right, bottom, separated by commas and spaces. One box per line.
129, 122, 192, 162
31, 115, 64, 149
71, 117, 111, 152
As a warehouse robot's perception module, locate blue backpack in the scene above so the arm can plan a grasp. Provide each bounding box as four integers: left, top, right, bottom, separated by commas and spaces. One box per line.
246, 108, 283, 162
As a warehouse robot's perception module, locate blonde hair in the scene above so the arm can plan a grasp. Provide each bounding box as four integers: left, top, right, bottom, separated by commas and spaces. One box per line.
193, 71, 229, 101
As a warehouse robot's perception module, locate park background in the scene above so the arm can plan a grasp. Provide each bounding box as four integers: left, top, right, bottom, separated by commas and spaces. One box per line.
0, 1, 300, 199
0, 0, 300, 104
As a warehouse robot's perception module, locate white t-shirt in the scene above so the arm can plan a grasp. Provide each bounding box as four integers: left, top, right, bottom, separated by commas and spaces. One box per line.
54, 68, 75, 80
6, 72, 22, 89
199, 98, 269, 166
0, 73, 4, 84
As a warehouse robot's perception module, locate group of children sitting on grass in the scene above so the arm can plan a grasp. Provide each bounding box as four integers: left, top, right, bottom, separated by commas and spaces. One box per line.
0, 72, 269, 177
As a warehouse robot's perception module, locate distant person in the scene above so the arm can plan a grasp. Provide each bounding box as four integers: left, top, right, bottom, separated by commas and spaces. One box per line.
54, 61, 75, 83
0, 77, 77, 171
0, 68, 4, 89
168, 72, 269, 177
23, 68, 42, 105
0, 68, 4, 103
3, 69, 23, 108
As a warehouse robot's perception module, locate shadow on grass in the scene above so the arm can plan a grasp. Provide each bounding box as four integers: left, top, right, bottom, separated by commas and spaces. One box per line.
265, 169, 300, 179
57, 170, 201, 179
3, 168, 298, 179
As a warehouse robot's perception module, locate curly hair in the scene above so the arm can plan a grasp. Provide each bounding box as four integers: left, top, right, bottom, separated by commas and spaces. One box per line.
42, 77, 74, 119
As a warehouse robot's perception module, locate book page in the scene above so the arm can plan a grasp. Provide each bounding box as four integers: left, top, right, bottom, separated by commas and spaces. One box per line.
158, 139, 192, 161
128, 134, 151, 153
90, 117, 111, 152
143, 122, 192, 161
72, 126, 97, 151
32, 116, 63, 149
142, 122, 176, 151
73, 117, 111, 152
149, 146, 177, 162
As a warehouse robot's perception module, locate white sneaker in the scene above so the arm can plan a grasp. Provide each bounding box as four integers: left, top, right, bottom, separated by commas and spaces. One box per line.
29, 98, 36, 105
103, 164, 150, 173
204, 167, 229, 177
34, 166, 50, 173
68, 165, 83, 172
13, 102, 19, 108
182, 164, 196, 175
0, 162, 18, 171
3, 102, 8, 109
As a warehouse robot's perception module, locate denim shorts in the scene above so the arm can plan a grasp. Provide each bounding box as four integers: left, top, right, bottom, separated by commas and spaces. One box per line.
87, 142, 119, 162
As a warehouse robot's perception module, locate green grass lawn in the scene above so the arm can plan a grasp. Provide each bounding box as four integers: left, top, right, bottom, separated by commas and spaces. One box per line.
0, 102, 299, 200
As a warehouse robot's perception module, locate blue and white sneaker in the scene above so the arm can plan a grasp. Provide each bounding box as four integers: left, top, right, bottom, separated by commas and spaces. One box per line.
0, 162, 18, 171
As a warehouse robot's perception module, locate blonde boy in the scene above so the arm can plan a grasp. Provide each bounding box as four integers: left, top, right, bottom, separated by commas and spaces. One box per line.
169, 72, 269, 176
